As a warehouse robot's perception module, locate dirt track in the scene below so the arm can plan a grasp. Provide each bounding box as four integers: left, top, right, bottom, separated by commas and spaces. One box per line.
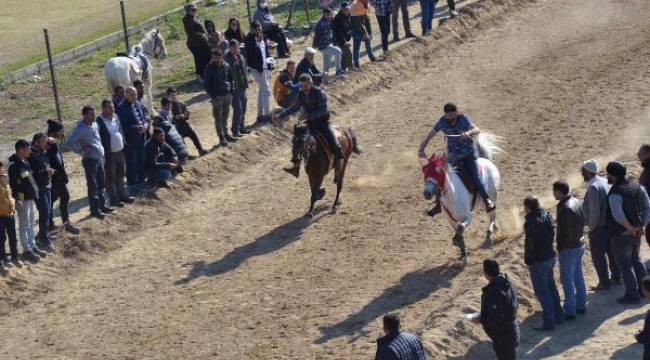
2, 0, 650, 358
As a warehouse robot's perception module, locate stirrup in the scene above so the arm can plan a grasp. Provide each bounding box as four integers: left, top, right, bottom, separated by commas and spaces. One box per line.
485, 199, 496, 213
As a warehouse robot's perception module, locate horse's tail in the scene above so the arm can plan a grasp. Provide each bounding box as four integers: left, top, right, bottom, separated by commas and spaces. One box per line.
476, 131, 504, 161
349, 128, 363, 155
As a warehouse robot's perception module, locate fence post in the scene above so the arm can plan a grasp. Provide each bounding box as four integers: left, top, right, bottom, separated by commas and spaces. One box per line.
43, 29, 62, 122
246, 0, 252, 26
120, 1, 130, 51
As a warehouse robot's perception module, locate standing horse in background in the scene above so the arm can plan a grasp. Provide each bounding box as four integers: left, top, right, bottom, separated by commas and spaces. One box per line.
420, 131, 503, 259
104, 29, 168, 114
290, 122, 363, 218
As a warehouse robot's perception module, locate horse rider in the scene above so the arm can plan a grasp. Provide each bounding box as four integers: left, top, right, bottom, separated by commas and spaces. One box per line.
274, 73, 344, 178
418, 102, 496, 216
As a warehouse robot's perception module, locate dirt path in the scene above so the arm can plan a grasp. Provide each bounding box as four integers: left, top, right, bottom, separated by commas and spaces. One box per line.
2, 0, 650, 358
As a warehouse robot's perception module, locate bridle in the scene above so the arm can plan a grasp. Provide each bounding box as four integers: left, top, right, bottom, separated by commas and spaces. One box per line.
151, 30, 164, 59
292, 128, 312, 164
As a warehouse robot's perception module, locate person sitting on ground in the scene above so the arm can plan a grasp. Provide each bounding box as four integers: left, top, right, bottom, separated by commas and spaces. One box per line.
112, 84, 126, 107
295, 47, 328, 86
253, 1, 291, 58
375, 313, 427, 360
470, 258, 519, 360
0, 160, 22, 269
166, 87, 208, 156
155, 98, 190, 164
313, 7, 345, 76
27, 133, 54, 253
8, 140, 42, 264
145, 127, 180, 189
205, 19, 229, 55
273, 60, 299, 109
635, 276, 650, 360
275, 74, 344, 179
523, 195, 563, 331
46, 119, 81, 234
333, 2, 354, 71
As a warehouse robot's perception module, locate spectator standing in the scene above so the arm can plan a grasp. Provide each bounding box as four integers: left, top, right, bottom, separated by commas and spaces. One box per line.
183, 3, 212, 82
635, 276, 650, 360
8, 140, 41, 263
419, 0, 437, 35
470, 259, 519, 360
581, 159, 620, 290
371, 0, 392, 55
133, 80, 151, 120
46, 119, 80, 234
144, 128, 179, 188
295, 48, 329, 86
112, 84, 126, 107
445, 0, 459, 17
96, 100, 135, 208
375, 313, 426, 360
27, 133, 54, 252
204, 48, 237, 147
166, 87, 208, 156
0, 161, 22, 268
391, 0, 415, 41
156, 99, 190, 163
205, 20, 229, 55
552, 180, 587, 320
66, 106, 114, 219
245, 21, 274, 124
638, 144, 650, 247
350, 0, 378, 69
523, 195, 563, 331
225, 40, 250, 136
225, 18, 247, 43
313, 8, 345, 76
253, 2, 291, 58
273, 61, 299, 109
333, 2, 354, 71
605, 161, 649, 304
116, 86, 148, 190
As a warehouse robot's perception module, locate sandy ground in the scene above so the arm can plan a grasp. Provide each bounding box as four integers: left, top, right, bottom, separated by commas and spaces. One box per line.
2, 0, 650, 358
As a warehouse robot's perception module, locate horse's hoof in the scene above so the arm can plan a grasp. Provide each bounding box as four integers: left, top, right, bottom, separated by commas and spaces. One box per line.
331, 206, 339, 214
305, 212, 314, 219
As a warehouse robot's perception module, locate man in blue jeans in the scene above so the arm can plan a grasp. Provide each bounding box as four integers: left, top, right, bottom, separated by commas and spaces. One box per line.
523, 195, 563, 331
66, 106, 114, 219
553, 180, 587, 320
350, 0, 378, 69
605, 161, 650, 304
419, 0, 437, 36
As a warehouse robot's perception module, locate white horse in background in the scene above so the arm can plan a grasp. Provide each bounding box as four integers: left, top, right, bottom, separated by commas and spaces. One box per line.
420, 132, 503, 259
103, 29, 168, 114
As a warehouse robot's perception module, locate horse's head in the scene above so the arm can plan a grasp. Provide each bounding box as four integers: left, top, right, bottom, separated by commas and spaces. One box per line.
420, 155, 447, 200
291, 122, 310, 163
146, 30, 168, 59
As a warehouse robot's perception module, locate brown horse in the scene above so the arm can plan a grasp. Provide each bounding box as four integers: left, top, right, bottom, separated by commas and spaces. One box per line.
290, 122, 362, 218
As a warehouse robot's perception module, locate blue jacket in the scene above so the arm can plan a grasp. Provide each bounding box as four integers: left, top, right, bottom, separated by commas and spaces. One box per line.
375, 331, 426, 360
65, 120, 105, 161
313, 17, 335, 50
203, 61, 233, 97
116, 99, 147, 145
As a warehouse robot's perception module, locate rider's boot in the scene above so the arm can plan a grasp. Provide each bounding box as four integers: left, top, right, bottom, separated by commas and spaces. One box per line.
426, 190, 442, 217
283, 160, 301, 178
484, 198, 496, 212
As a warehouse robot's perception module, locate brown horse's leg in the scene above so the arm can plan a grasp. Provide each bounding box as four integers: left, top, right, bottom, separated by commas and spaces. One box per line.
307, 171, 325, 219
332, 158, 348, 214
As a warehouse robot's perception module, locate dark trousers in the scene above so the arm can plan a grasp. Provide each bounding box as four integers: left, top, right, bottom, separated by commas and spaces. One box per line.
337, 42, 354, 70
0, 215, 18, 260
589, 226, 620, 285
231, 88, 248, 134
82, 158, 106, 215
105, 151, 127, 203
419, 0, 437, 33
175, 121, 204, 152
446, 0, 456, 11
35, 188, 51, 246
611, 234, 647, 299
188, 45, 211, 78
124, 141, 145, 186
264, 27, 289, 56
50, 180, 70, 224
493, 336, 518, 360
309, 120, 343, 159
391, 0, 412, 36
376, 15, 391, 52
529, 257, 563, 329
351, 31, 377, 67
279, 92, 299, 109
462, 154, 491, 201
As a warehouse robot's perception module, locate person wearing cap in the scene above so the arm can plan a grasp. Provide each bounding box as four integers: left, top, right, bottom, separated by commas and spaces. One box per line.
253, 1, 291, 58
418, 103, 496, 214
8, 139, 42, 263
273, 61, 300, 109
204, 48, 237, 147
371, 0, 392, 55
313, 7, 345, 76
166, 87, 208, 156
295, 47, 328, 86
581, 159, 620, 291
182, 3, 211, 82
470, 259, 519, 359
350, 0, 378, 69
375, 313, 426, 360
605, 161, 650, 304
245, 20, 274, 124
638, 144, 650, 247
333, 2, 354, 71
523, 195, 563, 331
418, 0, 436, 36
225, 39, 251, 137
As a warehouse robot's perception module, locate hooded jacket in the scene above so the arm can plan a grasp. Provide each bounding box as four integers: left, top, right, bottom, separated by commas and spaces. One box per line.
524, 208, 556, 265
480, 273, 520, 343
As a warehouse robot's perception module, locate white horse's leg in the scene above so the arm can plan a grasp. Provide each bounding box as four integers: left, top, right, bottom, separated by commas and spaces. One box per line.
453, 217, 469, 259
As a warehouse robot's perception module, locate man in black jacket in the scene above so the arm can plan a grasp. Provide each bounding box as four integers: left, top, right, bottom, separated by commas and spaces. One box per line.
523, 195, 563, 331
471, 259, 519, 360
333, 2, 354, 71
553, 180, 586, 320
28, 133, 54, 252
375, 313, 426, 360
144, 128, 179, 188
46, 119, 80, 234
294, 47, 328, 86
167, 87, 208, 155
204, 48, 236, 147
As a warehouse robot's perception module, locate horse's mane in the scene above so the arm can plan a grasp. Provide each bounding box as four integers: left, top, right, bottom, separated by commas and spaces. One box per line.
476, 131, 504, 161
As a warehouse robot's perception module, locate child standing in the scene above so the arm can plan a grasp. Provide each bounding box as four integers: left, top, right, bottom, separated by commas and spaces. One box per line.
0, 161, 22, 270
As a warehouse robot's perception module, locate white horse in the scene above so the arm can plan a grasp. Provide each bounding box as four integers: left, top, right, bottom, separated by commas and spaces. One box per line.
103, 29, 168, 114
420, 132, 503, 259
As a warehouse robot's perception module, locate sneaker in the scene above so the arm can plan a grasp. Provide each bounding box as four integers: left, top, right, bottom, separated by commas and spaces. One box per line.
90, 212, 105, 220
392, 35, 400, 42
120, 196, 136, 204
4, 258, 14, 268
450, 10, 459, 18
232, 132, 244, 138
33, 247, 48, 257
23, 250, 40, 264
219, 138, 228, 147
158, 180, 172, 189
63, 222, 80, 235
405, 32, 416, 38
590, 283, 611, 291
240, 128, 252, 135
109, 201, 125, 208
100, 206, 115, 214
11, 258, 24, 268
336, 69, 347, 76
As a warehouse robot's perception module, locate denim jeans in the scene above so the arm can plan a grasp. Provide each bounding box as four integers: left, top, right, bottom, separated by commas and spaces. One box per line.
82, 158, 106, 215
461, 154, 491, 201
493, 336, 518, 360
589, 226, 620, 285
124, 139, 145, 186
375, 15, 391, 52
35, 188, 52, 246
320, 45, 342, 73
611, 234, 647, 299
0, 215, 18, 260
231, 88, 248, 134
529, 257, 563, 329
391, 0, 412, 37
419, 0, 437, 33
16, 199, 36, 252
351, 31, 376, 68
559, 246, 587, 316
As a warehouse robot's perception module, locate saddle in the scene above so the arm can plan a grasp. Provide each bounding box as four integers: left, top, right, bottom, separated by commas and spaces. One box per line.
115, 53, 149, 81
309, 126, 342, 170
451, 160, 483, 194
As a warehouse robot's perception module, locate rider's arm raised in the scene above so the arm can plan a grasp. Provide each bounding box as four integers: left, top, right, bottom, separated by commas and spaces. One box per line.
418, 128, 438, 158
